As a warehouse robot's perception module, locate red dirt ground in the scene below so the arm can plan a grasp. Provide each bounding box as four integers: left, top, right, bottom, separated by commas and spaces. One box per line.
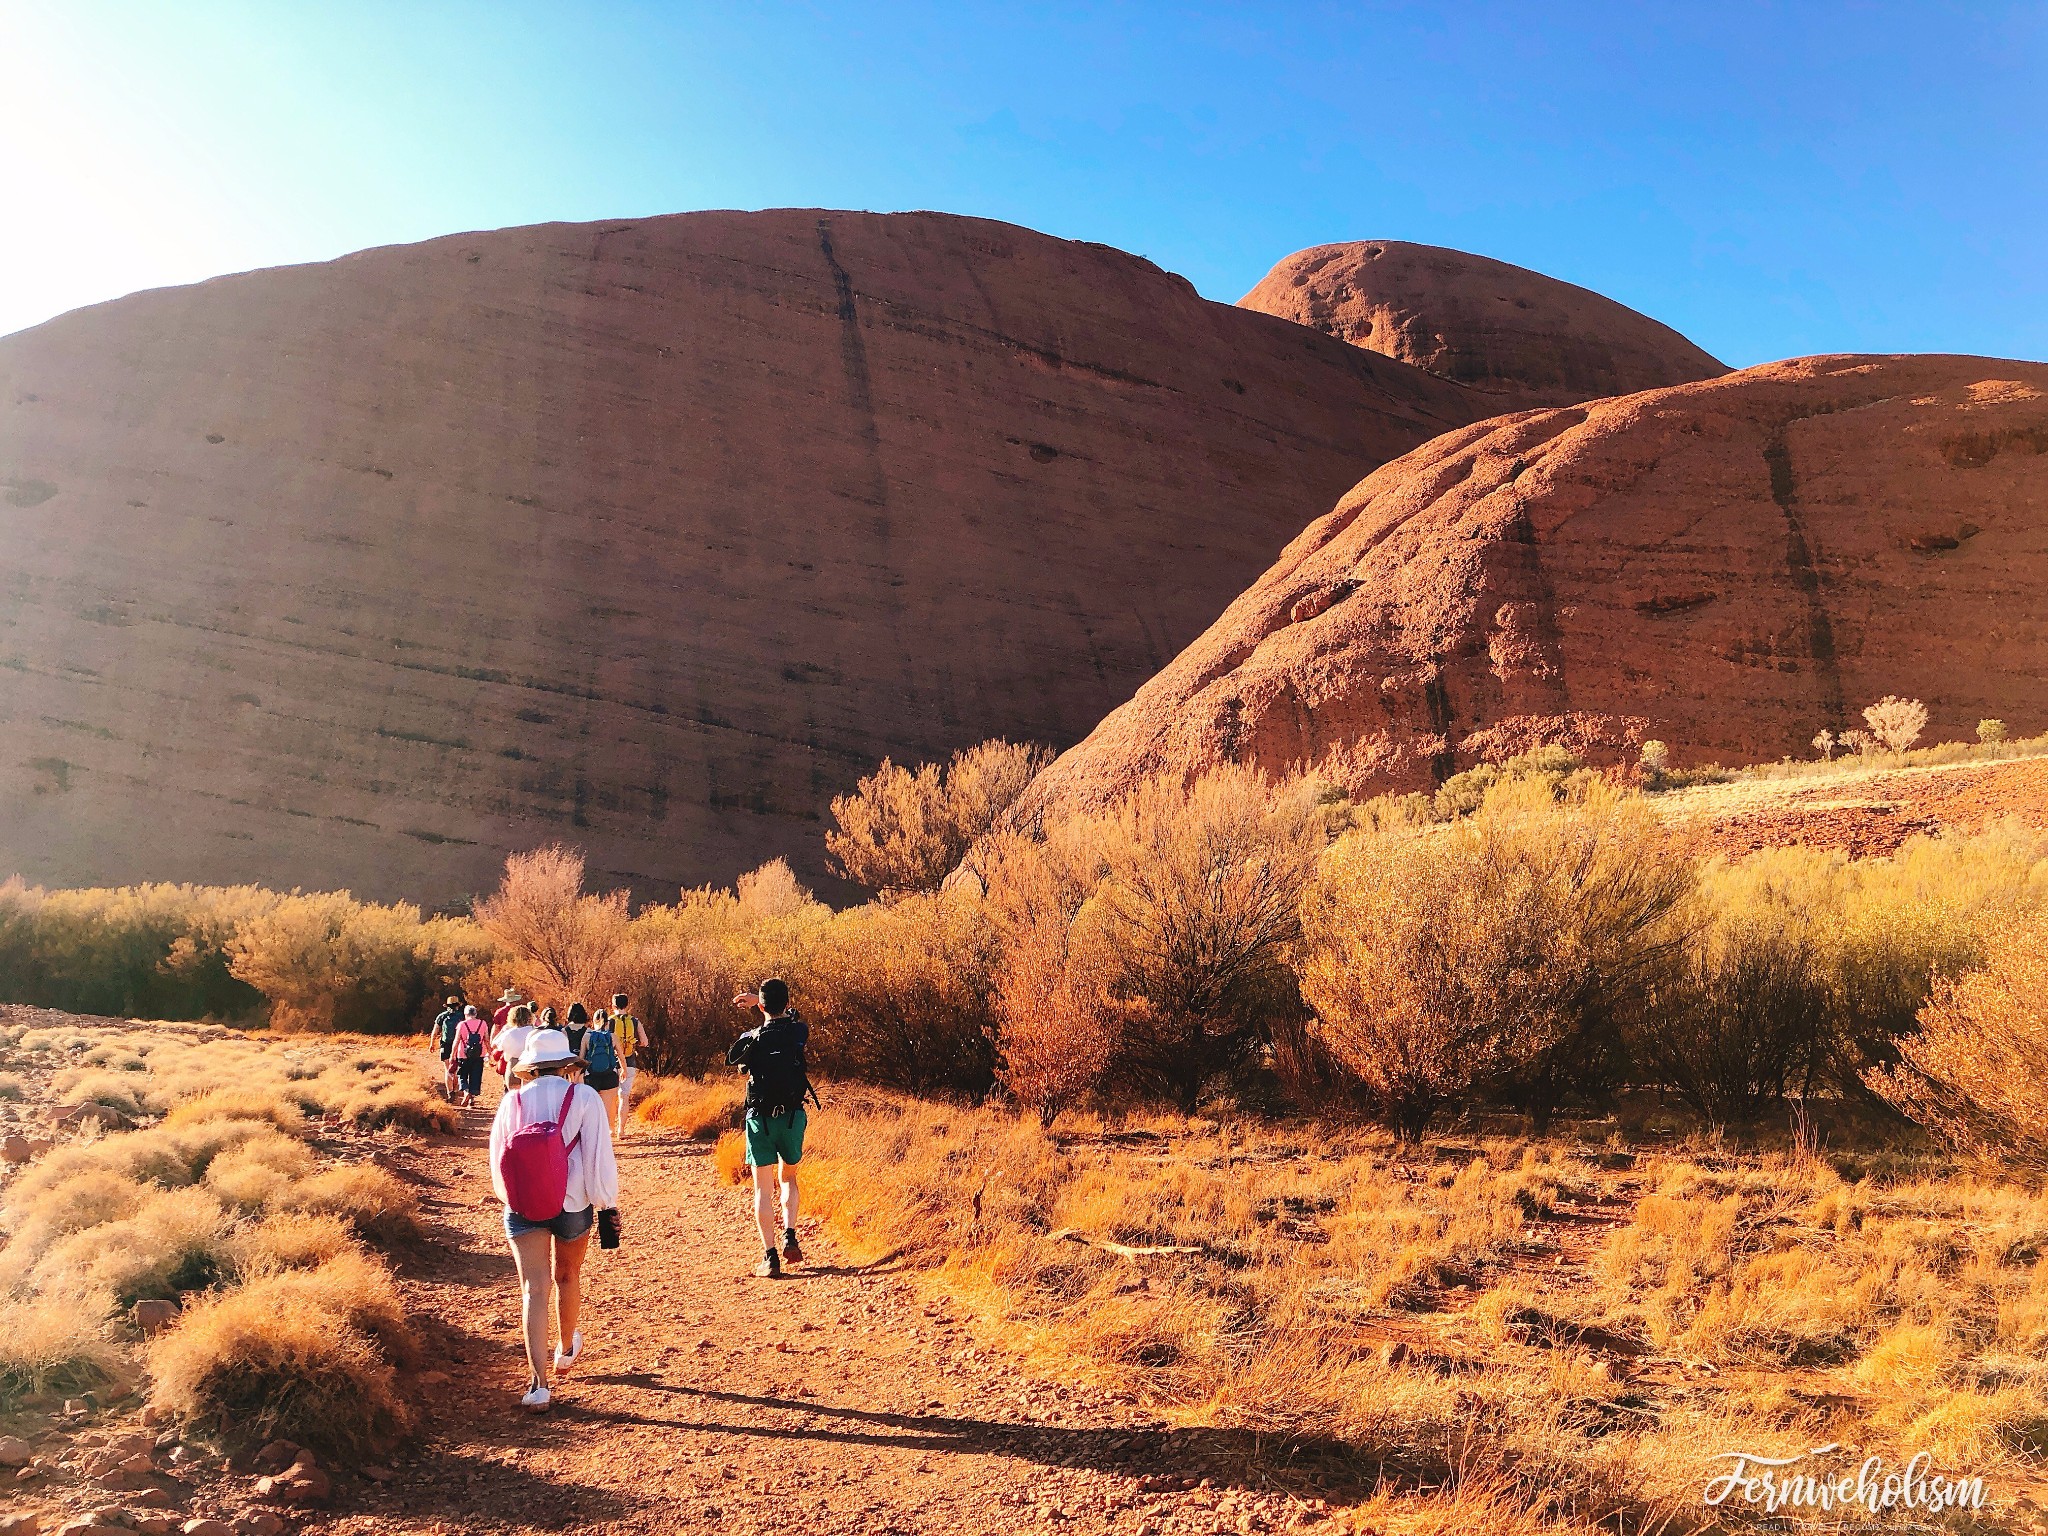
1682, 756, 2048, 860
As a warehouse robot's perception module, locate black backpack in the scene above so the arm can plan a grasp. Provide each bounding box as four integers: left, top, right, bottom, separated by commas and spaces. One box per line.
742, 1013, 817, 1116
460, 1027, 484, 1065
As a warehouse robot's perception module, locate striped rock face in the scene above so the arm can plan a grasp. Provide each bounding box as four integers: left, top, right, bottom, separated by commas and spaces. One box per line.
1015, 355, 2048, 822
0, 209, 1482, 901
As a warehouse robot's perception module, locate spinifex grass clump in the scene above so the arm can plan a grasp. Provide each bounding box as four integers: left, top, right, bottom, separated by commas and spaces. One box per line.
0, 1020, 429, 1449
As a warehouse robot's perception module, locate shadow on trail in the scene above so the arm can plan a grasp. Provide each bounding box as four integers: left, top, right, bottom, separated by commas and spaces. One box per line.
357, 1443, 639, 1531
567, 1382, 1388, 1496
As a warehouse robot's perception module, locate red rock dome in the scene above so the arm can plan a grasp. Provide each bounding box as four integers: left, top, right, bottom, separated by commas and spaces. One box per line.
1240, 240, 1727, 409
0, 209, 1482, 901
1015, 355, 2048, 821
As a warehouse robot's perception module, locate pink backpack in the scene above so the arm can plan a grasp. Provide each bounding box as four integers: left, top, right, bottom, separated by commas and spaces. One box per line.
497, 1082, 583, 1222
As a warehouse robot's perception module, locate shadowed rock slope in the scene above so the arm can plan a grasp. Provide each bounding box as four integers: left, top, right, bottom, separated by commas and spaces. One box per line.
1016, 355, 2048, 821
1240, 240, 1727, 410
0, 209, 1482, 901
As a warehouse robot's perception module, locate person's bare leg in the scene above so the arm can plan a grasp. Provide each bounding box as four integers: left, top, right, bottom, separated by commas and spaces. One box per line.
617, 1067, 636, 1134
553, 1231, 590, 1362
508, 1229, 555, 1391
751, 1164, 778, 1251
598, 1086, 620, 1132
780, 1165, 800, 1232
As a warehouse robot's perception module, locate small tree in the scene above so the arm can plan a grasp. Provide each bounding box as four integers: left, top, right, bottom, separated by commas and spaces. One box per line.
827, 740, 1052, 899
1639, 740, 1671, 780
1839, 728, 1876, 757
1869, 918, 2048, 1167
1082, 766, 1322, 1111
1811, 729, 1836, 761
1300, 780, 1695, 1138
1863, 696, 1928, 754
1978, 719, 2008, 745
473, 846, 630, 1004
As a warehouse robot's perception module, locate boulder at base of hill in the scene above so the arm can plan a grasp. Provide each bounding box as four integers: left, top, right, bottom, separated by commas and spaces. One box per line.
1015, 355, 2048, 819
1239, 240, 1727, 409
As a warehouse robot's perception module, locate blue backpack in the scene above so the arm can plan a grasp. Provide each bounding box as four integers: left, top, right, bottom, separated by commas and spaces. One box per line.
583, 1027, 619, 1075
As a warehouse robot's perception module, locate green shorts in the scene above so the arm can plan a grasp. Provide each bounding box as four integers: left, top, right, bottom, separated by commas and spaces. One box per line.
744, 1108, 806, 1168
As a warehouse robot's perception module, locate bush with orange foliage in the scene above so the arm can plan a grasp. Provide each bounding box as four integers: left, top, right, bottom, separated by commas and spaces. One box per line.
1072, 766, 1321, 1111
826, 739, 1050, 899
473, 844, 630, 1003
1871, 916, 2048, 1165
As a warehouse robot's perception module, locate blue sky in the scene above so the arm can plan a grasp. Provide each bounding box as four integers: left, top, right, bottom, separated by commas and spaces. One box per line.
3, 1, 2043, 364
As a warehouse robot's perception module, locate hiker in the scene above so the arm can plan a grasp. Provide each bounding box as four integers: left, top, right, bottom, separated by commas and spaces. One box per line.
489, 1028, 618, 1413
609, 993, 642, 1136
561, 1001, 591, 1057
578, 1004, 624, 1129
491, 986, 525, 1034
726, 978, 816, 1278
493, 1004, 537, 1090
450, 1005, 491, 1107
431, 995, 464, 1099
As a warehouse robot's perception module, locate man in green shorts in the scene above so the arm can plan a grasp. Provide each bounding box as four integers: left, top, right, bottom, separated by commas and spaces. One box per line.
726, 977, 814, 1278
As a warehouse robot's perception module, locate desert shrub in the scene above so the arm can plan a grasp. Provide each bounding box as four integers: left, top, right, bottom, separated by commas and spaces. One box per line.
30, 1186, 234, 1306
0, 1301, 119, 1406
826, 738, 1051, 899
0, 1071, 23, 1099
148, 1256, 414, 1454
282, 1165, 419, 1244
805, 890, 1002, 1096
1864, 694, 1929, 753
164, 1089, 310, 1134
1629, 897, 1833, 1123
1432, 744, 1592, 822
1980, 718, 2009, 744
621, 860, 832, 1074
631, 1075, 746, 1138
203, 1133, 318, 1210
0, 878, 275, 1019
1301, 780, 1692, 1137
1812, 728, 1837, 760
473, 844, 629, 1002
1062, 766, 1321, 1111
1871, 918, 2048, 1164
228, 891, 467, 1033
228, 1213, 358, 1278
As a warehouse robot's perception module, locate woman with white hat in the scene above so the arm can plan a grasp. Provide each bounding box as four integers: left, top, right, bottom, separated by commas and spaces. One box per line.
488, 1027, 619, 1411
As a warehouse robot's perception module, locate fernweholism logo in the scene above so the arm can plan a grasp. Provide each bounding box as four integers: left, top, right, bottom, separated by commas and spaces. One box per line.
1704, 1444, 1988, 1519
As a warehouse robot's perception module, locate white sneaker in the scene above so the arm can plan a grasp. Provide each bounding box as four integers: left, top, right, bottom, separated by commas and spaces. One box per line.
521, 1382, 551, 1412
554, 1331, 583, 1375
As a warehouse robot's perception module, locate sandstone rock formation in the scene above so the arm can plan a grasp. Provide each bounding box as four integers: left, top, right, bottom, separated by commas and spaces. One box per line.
1015, 355, 2048, 821
0, 209, 1481, 902
1239, 241, 1727, 409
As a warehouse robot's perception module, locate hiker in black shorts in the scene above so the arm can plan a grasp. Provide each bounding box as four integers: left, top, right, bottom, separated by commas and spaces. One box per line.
726, 978, 816, 1278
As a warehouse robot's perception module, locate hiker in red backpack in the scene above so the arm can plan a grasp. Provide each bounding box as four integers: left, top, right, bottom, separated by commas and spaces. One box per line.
488, 1028, 619, 1412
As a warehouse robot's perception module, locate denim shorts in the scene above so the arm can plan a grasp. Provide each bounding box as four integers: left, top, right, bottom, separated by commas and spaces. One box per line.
504, 1205, 595, 1241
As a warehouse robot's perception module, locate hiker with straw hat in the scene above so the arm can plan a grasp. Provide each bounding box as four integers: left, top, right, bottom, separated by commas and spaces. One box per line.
489, 1027, 619, 1413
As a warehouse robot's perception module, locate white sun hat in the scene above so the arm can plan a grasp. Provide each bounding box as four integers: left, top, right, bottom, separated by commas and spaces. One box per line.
514, 1029, 578, 1073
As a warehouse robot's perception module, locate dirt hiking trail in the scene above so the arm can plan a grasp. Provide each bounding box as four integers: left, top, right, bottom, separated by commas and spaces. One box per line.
340, 1094, 1338, 1536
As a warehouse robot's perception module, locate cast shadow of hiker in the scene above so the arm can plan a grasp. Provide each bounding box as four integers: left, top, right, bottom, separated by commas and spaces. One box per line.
569, 1383, 1388, 1497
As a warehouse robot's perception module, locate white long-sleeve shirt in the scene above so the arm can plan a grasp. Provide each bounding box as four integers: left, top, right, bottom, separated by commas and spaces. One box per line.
488, 1076, 619, 1214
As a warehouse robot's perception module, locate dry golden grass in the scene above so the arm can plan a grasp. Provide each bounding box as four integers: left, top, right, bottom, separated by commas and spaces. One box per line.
0, 1015, 432, 1449
147, 1257, 414, 1455
632, 1074, 746, 1139
785, 1086, 2048, 1530
712, 1127, 750, 1185
0, 1299, 121, 1406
